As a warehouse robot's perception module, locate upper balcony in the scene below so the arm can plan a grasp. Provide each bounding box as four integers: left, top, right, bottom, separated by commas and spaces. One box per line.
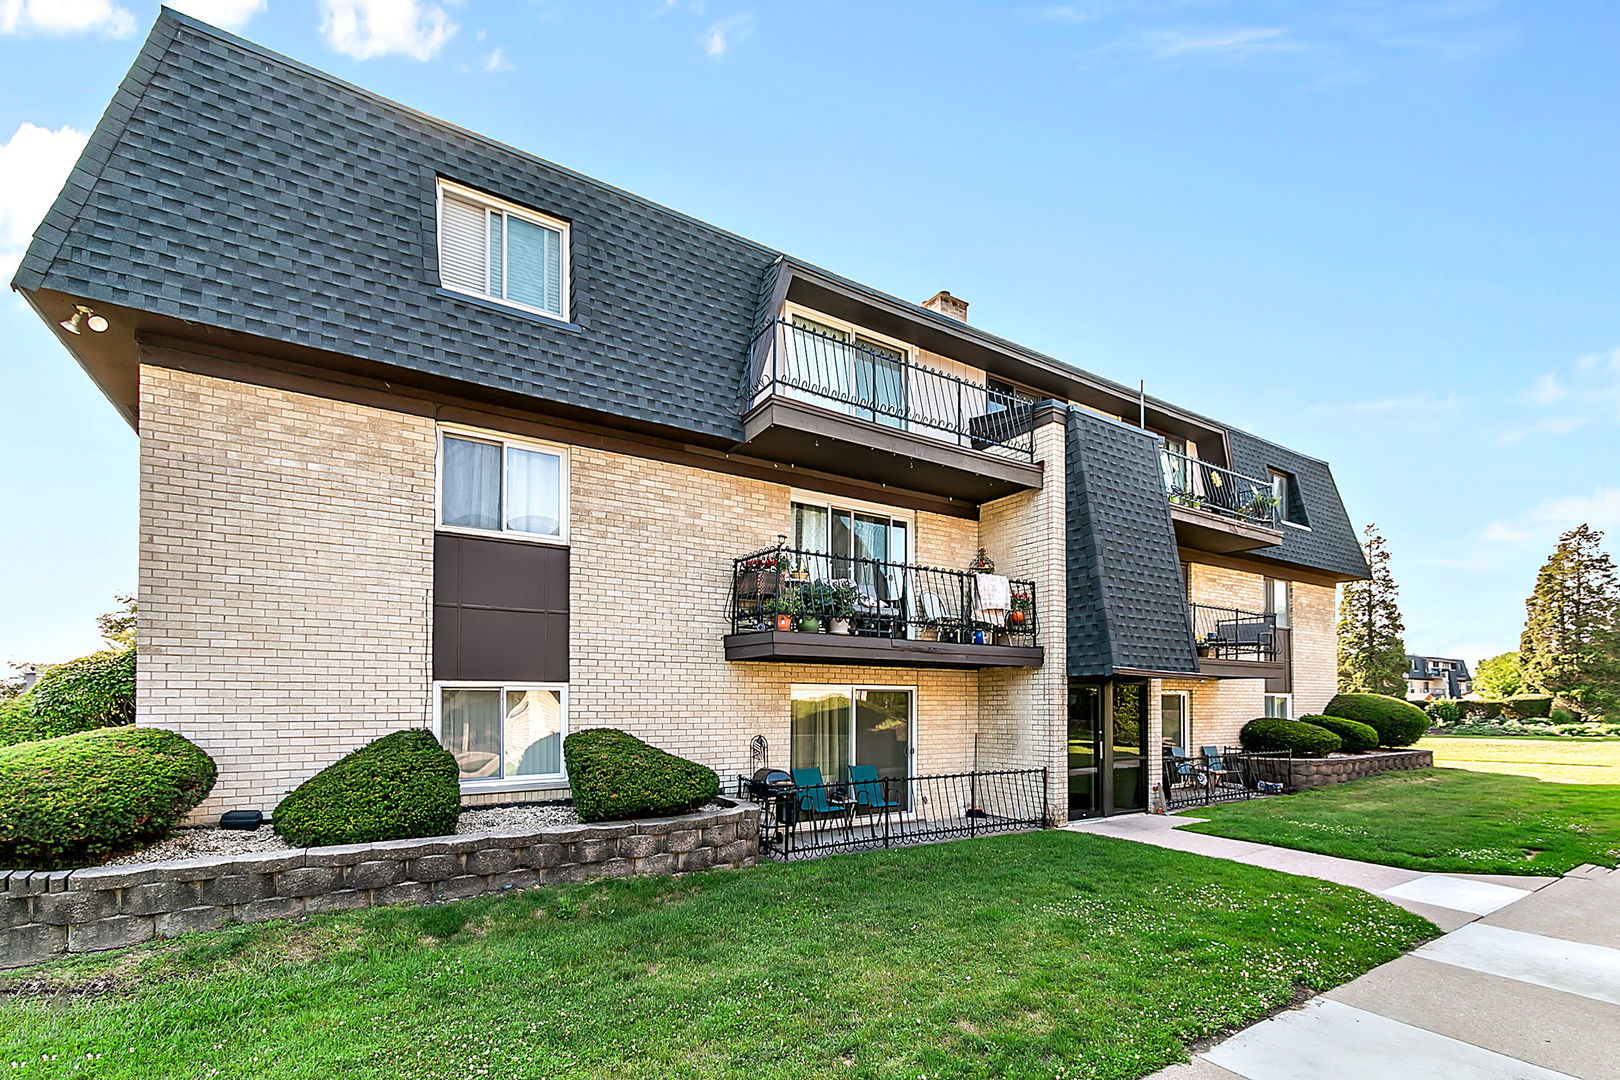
1160, 449, 1285, 554
723, 543, 1044, 669
739, 319, 1045, 503
1190, 601, 1290, 691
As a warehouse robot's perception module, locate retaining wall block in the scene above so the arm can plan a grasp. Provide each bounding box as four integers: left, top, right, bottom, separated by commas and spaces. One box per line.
34, 889, 117, 926
155, 905, 232, 937
407, 854, 461, 882
275, 867, 341, 898
3, 923, 66, 966
465, 848, 518, 876
67, 915, 154, 953
345, 860, 405, 891
431, 875, 488, 902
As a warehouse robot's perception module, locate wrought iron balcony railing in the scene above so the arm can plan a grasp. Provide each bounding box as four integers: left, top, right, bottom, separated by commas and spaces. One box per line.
1190, 602, 1279, 662
745, 319, 1037, 462
1160, 449, 1281, 528
730, 543, 1038, 647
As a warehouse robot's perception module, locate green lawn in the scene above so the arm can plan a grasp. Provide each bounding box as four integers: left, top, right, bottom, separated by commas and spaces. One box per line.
1421, 735, 1620, 784
0, 831, 1432, 1080
1181, 767, 1620, 875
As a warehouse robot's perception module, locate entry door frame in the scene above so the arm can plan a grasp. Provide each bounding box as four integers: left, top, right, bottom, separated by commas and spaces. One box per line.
1069, 677, 1151, 818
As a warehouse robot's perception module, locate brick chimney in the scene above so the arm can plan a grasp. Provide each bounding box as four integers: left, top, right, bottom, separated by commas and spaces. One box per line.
923, 290, 969, 322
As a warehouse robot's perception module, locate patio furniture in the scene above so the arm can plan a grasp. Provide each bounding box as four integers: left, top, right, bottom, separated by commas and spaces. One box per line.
847, 764, 902, 815
1164, 746, 1198, 789
1200, 746, 1244, 790
791, 767, 854, 837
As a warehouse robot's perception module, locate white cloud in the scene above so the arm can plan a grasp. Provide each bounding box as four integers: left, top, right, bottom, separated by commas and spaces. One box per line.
1031, 3, 1106, 23
703, 12, 752, 58
0, 123, 87, 283
1348, 389, 1462, 414
1494, 415, 1588, 446
319, 0, 457, 61
1144, 27, 1302, 59
1483, 488, 1620, 547
480, 47, 511, 71
167, 0, 267, 32
0, 0, 134, 36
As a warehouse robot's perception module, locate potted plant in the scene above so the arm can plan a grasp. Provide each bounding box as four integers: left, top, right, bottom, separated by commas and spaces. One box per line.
827, 580, 859, 635
1009, 594, 1031, 626
794, 580, 835, 634
1246, 491, 1281, 522
737, 553, 784, 600
762, 591, 800, 632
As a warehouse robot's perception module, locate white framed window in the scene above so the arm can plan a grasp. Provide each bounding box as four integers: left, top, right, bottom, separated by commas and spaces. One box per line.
437, 179, 570, 320
435, 682, 567, 787
437, 425, 569, 543
1264, 577, 1290, 628
1159, 690, 1191, 751
1264, 694, 1292, 720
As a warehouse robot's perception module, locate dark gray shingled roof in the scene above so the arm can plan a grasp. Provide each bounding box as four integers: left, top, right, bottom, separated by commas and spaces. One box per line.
1065, 410, 1201, 677
15, 11, 1368, 584
1227, 430, 1370, 580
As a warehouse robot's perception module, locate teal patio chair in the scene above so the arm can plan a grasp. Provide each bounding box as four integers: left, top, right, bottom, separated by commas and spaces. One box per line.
1201, 746, 1243, 789
846, 764, 902, 811
791, 767, 839, 815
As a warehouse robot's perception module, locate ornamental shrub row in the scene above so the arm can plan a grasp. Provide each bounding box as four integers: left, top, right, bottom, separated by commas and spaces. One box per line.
564, 728, 719, 823
273, 729, 461, 847
1300, 714, 1380, 753
0, 648, 136, 747
1323, 693, 1430, 747
1239, 717, 1342, 757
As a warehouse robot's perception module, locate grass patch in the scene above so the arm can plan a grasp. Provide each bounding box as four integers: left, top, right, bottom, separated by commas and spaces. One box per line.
0, 831, 1431, 1080
1420, 735, 1620, 785
1182, 767, 1620, 875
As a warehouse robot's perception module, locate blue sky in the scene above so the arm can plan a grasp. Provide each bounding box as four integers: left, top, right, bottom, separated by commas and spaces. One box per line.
2, 0, 1618, 671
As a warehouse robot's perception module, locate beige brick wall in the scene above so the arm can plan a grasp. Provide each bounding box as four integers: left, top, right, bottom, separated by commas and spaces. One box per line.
138, 365, 437, 818
1158, 677, 1266, 750
977, 417, 1068, 821
1291, 582, 1338, 715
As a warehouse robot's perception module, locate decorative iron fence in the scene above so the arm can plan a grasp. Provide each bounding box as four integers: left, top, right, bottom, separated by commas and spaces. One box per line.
1160, 449, 1281, 528
1161, 747, 1291, 809
738, 768, 1050, 861
1190, 603, 1279, 662
731, 543, 1038, 648
745, 318, 1037, 462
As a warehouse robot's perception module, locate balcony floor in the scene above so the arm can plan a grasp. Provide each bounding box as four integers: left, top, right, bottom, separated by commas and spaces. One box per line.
724, 630, 1044, 669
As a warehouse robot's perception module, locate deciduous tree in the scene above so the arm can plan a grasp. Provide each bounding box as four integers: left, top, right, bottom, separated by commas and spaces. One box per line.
1473, 652, 1524, 698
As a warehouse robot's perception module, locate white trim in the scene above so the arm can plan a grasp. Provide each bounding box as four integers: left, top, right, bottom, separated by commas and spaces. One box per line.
433, 680, 569, 788
436, 423, 570, 545
1159, 689, 1191, 750
1264, 693, 1294, 720
782, 301, 915, 360
436, 178, 571, 321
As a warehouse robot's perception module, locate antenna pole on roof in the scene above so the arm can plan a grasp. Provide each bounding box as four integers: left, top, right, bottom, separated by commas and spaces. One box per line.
1138, 380, 1146, 428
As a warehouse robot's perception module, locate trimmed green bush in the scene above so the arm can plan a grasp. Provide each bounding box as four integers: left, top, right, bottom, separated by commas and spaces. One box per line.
0, 726, 217, 870
0, 649, 138, 748
1239, 717, 1342, 757
1425, 699, 1463, 723
564, 728, 720, 823
1504, 694, 1554, 721
1323, 693, 1430, 747
1301, 715, 1380, 753
273, 730, 459, 847
1462, 699, 1504, 720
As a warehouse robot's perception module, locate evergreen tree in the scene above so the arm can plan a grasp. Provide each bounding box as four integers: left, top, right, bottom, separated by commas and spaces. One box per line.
1338, 523, 1408, 695
1520, 525, 1620, 712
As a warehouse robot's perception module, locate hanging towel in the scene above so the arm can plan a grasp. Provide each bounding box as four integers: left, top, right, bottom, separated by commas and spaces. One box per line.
972, 573, 1011, 626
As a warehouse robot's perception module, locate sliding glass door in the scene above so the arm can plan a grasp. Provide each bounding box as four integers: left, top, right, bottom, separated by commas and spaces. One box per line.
790, 686, 914, 799
791, 500, 910, 613
788, 314, 908, 428
1067, 678, 1150, 817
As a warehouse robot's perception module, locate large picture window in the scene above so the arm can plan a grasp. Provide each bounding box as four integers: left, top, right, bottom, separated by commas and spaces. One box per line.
439, 428, 567, 542
437, 683, 566, 783
438, 180, 569, 320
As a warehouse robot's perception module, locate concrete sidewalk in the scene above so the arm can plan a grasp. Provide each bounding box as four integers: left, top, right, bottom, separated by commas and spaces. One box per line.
1066, 815, 1620, 1079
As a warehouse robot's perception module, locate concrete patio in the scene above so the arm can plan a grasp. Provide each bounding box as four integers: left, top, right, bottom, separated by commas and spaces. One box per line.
1067, 815, 1620, 1079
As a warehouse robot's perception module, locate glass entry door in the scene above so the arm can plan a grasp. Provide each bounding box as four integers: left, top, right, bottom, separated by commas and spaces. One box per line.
791, 685, 915, 804
1067, 678, 1150, 817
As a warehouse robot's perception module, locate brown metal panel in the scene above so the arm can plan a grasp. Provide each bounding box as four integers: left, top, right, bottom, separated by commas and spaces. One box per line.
721, 631, 1044, 670
434, 533, 569, 682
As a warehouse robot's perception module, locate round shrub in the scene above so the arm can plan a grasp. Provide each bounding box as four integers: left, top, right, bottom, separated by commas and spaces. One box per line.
1425, 699, 1462, 724
1504, 694, 1554, 721
30, 648, 136, 728
274, 730, 459, 847
1300, 715, 1379, 753
1323, 693, 1431, 747
0, 726, 217, 870
1462, 699, 1504, 720
564, 728, 719, 823
1239, 717, 1342, 757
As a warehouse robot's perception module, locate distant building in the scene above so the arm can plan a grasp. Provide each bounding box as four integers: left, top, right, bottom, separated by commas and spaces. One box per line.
1405, 656, 1473, 700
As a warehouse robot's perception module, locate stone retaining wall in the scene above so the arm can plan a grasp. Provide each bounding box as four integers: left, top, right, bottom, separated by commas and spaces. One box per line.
1, 803, 758, 970
1288, 749, 1433, 790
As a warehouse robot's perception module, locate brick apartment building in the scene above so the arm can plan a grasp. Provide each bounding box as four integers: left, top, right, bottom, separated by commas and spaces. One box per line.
13, 11, 1367, 823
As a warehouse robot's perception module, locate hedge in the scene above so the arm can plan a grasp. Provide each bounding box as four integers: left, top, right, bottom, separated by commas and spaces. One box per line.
0, 726, 217, 870
1425, 699, 1463, 723
564, 728, 719, 823
273, 730, 460, 847
1463, 699, 1504, 720
0, 649, 137, 748
1504, 694, 1554, 720
1300, 715, 1380, 753
1323, 693, 1430, 747
1239, 717, 1342, 757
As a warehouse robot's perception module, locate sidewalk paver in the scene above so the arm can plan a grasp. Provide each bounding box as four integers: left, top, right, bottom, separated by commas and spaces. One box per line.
1382, 874, 1533, 916
1414, 923, 1620, 1006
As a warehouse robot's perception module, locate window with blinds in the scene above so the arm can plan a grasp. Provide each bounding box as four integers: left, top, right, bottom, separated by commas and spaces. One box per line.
437, 180, 568, 319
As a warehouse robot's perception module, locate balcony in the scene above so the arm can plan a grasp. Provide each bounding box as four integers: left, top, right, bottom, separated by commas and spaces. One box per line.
724, 544, 1044, 669
1190, 602, 1290, 690
1161, 450, 1284, 554
739, 320, 1045, 502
